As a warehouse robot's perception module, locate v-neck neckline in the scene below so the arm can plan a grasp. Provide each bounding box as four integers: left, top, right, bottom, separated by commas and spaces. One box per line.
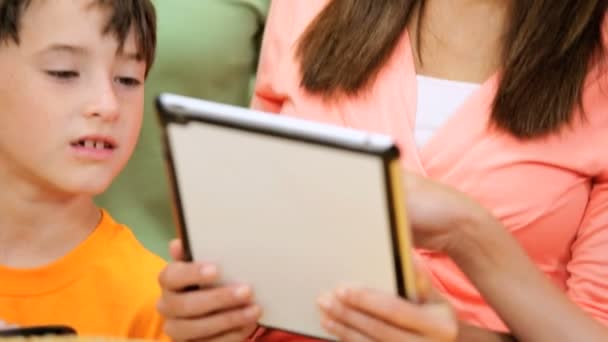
399, 30, 500, 176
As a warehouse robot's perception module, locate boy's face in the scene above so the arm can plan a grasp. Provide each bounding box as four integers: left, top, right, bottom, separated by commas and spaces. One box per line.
0, 0, 146, 196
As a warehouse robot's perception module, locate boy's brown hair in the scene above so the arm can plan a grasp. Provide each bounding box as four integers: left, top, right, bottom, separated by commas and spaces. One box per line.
0, 0, 157, 75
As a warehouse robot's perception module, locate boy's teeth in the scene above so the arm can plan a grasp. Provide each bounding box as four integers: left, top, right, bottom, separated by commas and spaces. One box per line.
77, 139, 113, 149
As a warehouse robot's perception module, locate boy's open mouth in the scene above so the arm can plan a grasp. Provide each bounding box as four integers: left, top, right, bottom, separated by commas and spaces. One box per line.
70, 138, 116, 150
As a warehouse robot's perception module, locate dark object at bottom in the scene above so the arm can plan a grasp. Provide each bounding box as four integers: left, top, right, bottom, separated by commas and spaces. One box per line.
0, 325, 77, 337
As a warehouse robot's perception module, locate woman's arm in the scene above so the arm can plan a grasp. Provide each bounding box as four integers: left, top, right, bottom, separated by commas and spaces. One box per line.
406, 172, 608, 342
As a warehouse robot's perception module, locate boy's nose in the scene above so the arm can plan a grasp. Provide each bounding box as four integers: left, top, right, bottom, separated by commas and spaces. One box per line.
85, 79, 120, 121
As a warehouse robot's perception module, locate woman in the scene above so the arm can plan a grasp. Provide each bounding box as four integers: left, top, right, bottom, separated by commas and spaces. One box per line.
157, 1, 608, 341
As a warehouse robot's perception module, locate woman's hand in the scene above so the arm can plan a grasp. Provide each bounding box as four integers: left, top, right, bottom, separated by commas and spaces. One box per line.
401, 172, 608, 342
403, 172, 500, 256
317, 264, 457, 342
157, 240, 261, 342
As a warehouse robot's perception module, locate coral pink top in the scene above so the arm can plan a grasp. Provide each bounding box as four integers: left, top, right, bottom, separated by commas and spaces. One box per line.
251, 0, 608, 337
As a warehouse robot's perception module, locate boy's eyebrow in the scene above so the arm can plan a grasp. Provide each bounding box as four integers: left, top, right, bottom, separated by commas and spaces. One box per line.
38, 44, 142, 61
39, 44, 88, 55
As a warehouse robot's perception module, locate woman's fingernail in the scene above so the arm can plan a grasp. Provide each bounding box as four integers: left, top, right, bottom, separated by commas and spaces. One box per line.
234, 285, 251, 299
317, 294, 333, 310
244, 305, 260, 318
336, 286, 348, 299
321, 318, 336, 331
200, 265, 217, 277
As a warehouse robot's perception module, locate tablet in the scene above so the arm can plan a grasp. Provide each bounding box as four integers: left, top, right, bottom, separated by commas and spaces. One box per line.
156, 93, 417, 340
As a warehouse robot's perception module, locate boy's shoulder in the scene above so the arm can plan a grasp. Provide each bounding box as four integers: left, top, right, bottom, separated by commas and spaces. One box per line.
90, 210, 167, 299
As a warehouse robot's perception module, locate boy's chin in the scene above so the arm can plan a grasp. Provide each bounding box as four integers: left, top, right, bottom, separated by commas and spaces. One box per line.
58, 177, 114, 197
68, 185, 110, 198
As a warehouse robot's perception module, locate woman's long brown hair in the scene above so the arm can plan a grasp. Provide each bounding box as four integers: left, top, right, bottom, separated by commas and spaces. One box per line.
296, 1, 607, 138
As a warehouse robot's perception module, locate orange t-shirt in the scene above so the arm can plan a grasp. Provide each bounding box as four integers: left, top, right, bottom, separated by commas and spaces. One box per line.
0, 210, 167, 340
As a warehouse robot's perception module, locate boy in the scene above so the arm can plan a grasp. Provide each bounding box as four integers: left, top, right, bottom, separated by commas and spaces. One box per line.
0, 0, 165, 339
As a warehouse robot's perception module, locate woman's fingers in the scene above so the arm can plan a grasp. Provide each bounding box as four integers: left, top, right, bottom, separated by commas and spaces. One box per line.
412, 257, 444, 303
319, 310, 375, 342
334, 286, 457, 340
319, 294, 426, 342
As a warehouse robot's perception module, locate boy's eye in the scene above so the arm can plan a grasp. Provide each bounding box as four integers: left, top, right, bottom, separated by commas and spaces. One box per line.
46, 70, 79, 79
116, 77, 142, 87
